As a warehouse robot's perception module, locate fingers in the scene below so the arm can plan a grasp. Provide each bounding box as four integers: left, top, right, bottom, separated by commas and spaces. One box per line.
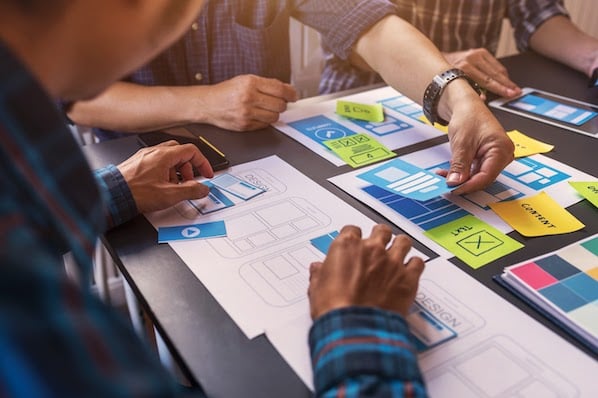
387, 234, 412, 266
171, 143, 214, 179
450, 145, 514, 194
257, 77, 298, 102
368, 224, 393, 247
164, 180, 210, 204
403, 257, 425, 285
446, 143, 475, 186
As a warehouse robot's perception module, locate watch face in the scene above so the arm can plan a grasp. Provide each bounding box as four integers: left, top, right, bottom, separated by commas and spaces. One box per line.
589, 68, 598, 88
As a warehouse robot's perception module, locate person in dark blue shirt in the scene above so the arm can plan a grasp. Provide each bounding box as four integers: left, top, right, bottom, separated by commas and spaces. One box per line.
0, 0, 427, 396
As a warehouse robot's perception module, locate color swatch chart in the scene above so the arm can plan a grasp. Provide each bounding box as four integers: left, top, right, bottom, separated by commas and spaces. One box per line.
501, 234, 598, 352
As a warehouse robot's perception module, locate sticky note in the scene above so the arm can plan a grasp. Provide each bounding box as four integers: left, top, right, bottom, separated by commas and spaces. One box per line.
158, 220, 227, 243
489, 192, 585, 237
336, 100, 384, 122
424, 215, 524, 269
569, 181, 598, 209
210, 173, 265, 200
323, 133, 395, 168
358, 157, 453, 201
506, 130, 554, 158
418, 115, 449, 134
310, 231, 340, 255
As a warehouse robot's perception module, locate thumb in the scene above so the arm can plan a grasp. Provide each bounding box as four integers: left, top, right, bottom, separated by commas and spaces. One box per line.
446, 143, 475, 186
169, 181, 210, 203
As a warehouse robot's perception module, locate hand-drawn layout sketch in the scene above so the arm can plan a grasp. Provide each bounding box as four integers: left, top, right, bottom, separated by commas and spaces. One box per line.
267, 258, 594, 395
146, 156, 427, 338
274, 86, 443, 166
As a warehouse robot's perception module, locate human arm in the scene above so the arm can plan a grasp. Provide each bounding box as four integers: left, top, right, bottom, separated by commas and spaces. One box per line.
442, 49, 522, 98
308, 225, 427, 397
95, 140, 213, 229
69, 75, 298, 133
529, 15, 598, 77
353, 15, 514, 193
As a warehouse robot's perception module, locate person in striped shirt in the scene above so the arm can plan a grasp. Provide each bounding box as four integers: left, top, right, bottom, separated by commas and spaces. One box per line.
320, 0, 598, 98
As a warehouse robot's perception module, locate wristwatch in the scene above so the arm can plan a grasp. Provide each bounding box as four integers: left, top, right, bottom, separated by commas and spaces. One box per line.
422, 68, 482, 126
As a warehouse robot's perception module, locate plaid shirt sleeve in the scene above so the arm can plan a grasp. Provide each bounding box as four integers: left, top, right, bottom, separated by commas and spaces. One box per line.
309, 307, 427, 397
94, 165, 138, 230
508, 0, 569, 51
292, 0, 398, 61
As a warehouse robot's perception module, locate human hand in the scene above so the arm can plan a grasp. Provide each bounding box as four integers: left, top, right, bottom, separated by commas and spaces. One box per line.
117, 140, 214, 213
192, 74, 298, 131
444, 48, 521, 98
437, 81, 515, 194
308, 225, 425, 320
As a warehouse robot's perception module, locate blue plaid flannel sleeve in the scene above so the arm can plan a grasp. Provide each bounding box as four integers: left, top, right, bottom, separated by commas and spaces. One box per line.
309, 307, 427, 397
508, 0, 568, 51
94, 165, 138, 229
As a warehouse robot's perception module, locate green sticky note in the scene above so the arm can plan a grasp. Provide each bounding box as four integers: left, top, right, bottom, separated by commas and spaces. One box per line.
569, 181, 598, 209
323, 133, 395, 168
424, 215, 524, 269
336, 100, 384, 122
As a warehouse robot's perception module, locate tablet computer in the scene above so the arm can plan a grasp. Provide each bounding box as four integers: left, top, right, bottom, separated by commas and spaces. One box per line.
489, 87, 598, 138
138, 130, 230, 173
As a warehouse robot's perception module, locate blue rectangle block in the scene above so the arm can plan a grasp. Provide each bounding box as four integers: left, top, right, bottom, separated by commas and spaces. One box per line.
158, 221, 227, 243
310, 231, 340, 255
539, 283, 588, 312
562, 273, 598, 302
536, 255, 581, 280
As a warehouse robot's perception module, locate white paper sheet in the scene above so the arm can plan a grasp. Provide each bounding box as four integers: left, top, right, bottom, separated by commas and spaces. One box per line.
267, 257, 598, 396
146, 156, 427, 339
328, 142, 596, 256
273, 86, 443, 166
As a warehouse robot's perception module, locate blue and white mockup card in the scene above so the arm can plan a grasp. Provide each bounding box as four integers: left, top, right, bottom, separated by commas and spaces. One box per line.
358, 158, 452, 201
310, 231, 340, 254
158, 220, 227, 243
189, 181, 235, 214
210, 173, 265, 200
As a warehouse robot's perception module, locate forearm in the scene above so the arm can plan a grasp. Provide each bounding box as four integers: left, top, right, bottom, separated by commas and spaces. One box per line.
530, 15, 598, 76
68, 81, 209, 133
310, 307, 426, 397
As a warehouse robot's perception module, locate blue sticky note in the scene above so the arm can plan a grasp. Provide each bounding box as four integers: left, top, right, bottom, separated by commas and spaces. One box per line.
158, 221, 227, 243
310, 231, 340, 254
211, 173, 265, 200
358, 158, 452, 201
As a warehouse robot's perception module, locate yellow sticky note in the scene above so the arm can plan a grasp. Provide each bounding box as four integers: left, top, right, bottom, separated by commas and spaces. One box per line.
323, 133, 395, 168
569, 181, 598, 209
418, 115, 449, 134
336, 100, 384, 122
506, 130, 554, 158
489, 192, 585, 237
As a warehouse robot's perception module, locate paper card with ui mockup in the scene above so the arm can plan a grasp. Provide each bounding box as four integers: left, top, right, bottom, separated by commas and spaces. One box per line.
336, 100, 384, 122
569, 181, 598, 209
507, 130, 554, 158
424, 215, 524, 269
489, 192, 585, 237
357, 157, 453, 201
323, 133, 395, 168
210, 173, 265, 200
188, 181, 235, 215
158, 220, 227, 243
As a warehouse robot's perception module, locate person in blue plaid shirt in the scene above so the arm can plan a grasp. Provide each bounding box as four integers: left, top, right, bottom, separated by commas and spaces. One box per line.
320, 0, 598, 97
1, 0, 430, 396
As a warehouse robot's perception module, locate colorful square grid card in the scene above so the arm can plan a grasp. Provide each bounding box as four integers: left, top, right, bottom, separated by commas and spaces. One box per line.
496, 234, 598, 354
158, 220, 227, 243
357, 157, 454, 201
424, 215, 524, 269
323, 133, 395, 168
210, 173, 265, 201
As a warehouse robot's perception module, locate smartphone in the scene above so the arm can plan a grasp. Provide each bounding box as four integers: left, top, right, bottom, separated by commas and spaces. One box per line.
589, 68, 598, 88
137, 131, 230, 172
489, 87, 598, 138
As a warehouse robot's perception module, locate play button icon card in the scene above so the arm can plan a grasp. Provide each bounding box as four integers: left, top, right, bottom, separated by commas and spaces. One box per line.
158, 220, 227, 243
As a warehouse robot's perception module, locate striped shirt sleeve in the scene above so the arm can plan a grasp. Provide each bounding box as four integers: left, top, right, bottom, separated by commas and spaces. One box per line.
309, 307, 427, 397
508, 0, 569, 51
